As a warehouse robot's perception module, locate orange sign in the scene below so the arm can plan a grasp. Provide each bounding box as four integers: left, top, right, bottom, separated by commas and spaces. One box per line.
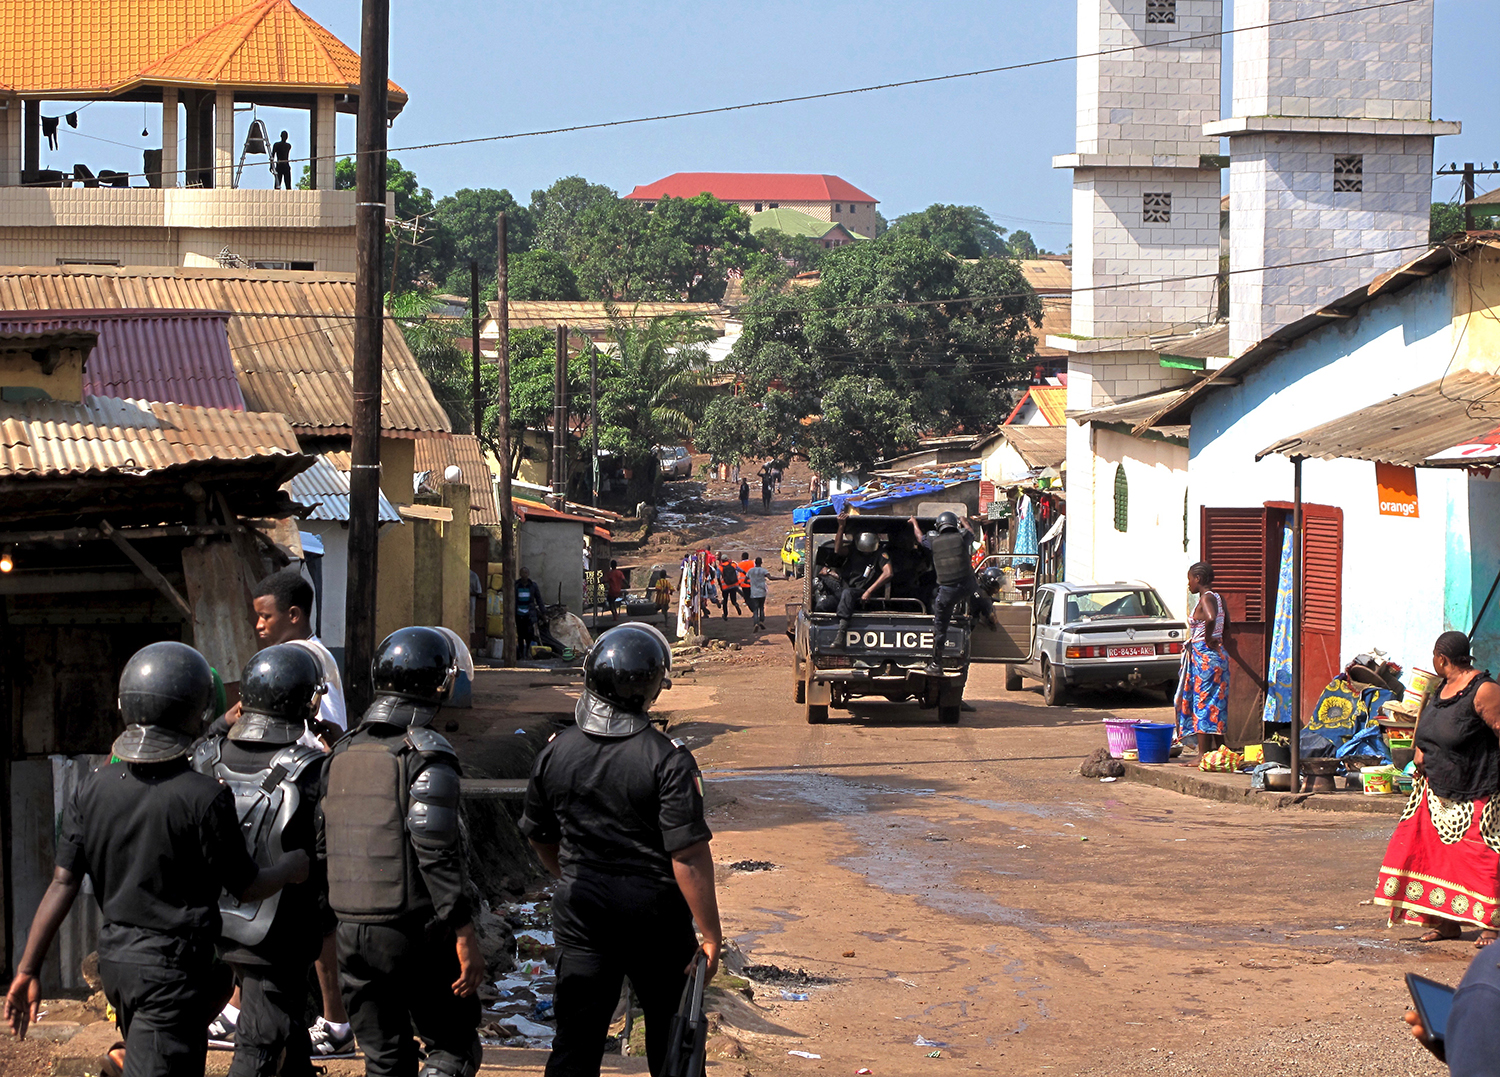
1375, 463, 1419, 518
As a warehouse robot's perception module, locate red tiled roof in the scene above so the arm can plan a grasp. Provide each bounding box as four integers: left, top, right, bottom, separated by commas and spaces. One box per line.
626, 173, 877, 204
0, 309, 244, 412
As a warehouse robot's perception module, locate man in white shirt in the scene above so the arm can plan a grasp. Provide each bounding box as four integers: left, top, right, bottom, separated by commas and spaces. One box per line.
208, 568, 356, 1058
745, 556, 772, 631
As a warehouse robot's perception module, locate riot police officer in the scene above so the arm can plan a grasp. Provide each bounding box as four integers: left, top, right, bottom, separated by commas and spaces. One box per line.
911, 512, 998, 673
193, 645, 330, 1077
318, 627, 482, 1077
4, 642, 308, 1076
521, 623, 722, 1077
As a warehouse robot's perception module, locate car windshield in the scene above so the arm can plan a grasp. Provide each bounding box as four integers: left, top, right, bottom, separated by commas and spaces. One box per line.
1064, 589, 1167, 622
794, 537, 806, 553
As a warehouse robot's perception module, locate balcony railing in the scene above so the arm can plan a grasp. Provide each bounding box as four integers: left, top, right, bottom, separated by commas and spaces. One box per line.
0, 187, 390, 230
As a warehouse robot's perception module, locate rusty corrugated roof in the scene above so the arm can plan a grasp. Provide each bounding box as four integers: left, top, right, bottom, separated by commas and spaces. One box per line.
1018, 260, 1072, 294
1254, 371, 1500, 467
994, 426, 1066, 470
483, 300, 725, 335
0, 0, 405, 104
0, 394, 303, 478
286, 453, 401, 522
413, 433, 499, 525
0, 267, 449, 436
0, 309, 244, 411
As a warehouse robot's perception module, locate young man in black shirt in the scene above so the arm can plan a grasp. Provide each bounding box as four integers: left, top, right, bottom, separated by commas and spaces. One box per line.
271, 131, 292, 190
4, 642, 308, 1077
522, 623, 722, 1077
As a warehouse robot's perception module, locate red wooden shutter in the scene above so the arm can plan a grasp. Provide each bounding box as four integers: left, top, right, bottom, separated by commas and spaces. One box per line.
1200, 507, 1268, 623
1299, 506, 1343, 717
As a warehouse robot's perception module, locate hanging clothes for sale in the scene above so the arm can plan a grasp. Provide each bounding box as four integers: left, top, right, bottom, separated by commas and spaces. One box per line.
1262, 521, 1296, 725
1014, 494, 1038, 566
41, 115, 59, 150
65, 112, 77, 129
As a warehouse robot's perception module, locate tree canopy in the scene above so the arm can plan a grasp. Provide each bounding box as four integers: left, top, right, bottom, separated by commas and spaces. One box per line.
699, 233, 1043, 475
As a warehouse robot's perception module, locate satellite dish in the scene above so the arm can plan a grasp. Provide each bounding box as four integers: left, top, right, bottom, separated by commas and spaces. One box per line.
443, 465, 462, 483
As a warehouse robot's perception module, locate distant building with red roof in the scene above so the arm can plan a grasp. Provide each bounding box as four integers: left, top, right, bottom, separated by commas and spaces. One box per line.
626, 173, 879, 241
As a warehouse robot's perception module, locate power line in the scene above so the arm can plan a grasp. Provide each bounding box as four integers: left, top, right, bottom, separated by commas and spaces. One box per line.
61, 0, 1423, 188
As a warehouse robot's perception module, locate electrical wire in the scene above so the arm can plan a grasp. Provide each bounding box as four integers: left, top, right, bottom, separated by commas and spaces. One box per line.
49, 0, 1425, 187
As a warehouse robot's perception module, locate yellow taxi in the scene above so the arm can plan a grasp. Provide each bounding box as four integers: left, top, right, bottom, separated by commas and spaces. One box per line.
779, 528, 806, 579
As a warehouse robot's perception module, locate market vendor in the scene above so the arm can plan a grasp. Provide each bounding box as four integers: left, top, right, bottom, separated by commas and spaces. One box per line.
1374, 631, 1500, 947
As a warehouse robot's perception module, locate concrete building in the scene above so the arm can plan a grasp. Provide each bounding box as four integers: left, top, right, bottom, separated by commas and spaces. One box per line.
0, 0, 406, 272
1210, 0, 1460, 354
626, 173, 879, 240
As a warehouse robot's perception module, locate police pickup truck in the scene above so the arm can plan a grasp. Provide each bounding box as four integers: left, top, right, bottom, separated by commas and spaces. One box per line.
787, 513, 1033, 725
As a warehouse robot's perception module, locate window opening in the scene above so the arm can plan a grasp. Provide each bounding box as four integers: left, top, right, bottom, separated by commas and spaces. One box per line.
1143, 192, 1172, 224
1146, 0, 1176, 23
1334, 155, 1363, 192
1113, 465, 1129, 532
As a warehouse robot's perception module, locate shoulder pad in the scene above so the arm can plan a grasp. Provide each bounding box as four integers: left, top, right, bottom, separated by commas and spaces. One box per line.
404, 726, 458, 759
190, 735, 223, 777
272, 741, 327, 779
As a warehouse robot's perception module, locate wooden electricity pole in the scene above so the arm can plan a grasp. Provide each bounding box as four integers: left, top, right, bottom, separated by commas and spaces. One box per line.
470, 259, 482, 438
495, 213, 517, 667
344, 0, 389, 712
552, 323, 568, 505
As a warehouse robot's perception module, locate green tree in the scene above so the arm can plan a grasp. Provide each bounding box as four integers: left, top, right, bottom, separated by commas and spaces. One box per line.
1005, 230, 1040, 259
432, 187, 534, 292
387, 290, 474, 435
1432, 202, 1465, 244
700, 234, 1042, 474
741, 228, 824, 296
530, 176, 619, 255
595, 308, 714, 467
509, 250, 581, 300
648, 194, 757, 301
888, 204, 1008, 258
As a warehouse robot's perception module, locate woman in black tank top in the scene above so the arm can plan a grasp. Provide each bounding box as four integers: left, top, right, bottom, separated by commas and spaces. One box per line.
1374, 632, 1500, 947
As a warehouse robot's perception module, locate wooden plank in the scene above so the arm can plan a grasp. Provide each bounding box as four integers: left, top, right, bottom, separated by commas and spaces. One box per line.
0, 572, 147, 595
180, 541, 260, 682
99, 520, 193, 621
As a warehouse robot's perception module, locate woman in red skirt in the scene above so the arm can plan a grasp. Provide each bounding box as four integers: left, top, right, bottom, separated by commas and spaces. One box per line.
1375, 631, 1500, 947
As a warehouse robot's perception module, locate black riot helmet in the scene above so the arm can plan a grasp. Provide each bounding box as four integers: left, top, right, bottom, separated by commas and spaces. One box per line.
371, 626, 457, 704
977, 565, 1007, 597
935, 511, 961, 533
232, 644, 324, 743
583, 624, 669, 715
114, 641, 214, 763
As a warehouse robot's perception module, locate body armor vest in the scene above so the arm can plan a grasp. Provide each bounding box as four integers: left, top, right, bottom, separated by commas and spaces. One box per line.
194, 738, 323, 945
929, 531, 971, 586
323, 724, 454, 920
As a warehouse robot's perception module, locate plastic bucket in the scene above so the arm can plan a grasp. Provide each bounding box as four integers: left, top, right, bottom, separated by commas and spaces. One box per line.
1408, 667, 1438, 702
1134, 722, 1175, 764
1361, 767, 1396, 795
1103, 718, 1141, 757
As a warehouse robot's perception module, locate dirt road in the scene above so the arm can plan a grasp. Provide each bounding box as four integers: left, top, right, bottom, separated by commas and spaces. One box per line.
657, 617, 1459, 1077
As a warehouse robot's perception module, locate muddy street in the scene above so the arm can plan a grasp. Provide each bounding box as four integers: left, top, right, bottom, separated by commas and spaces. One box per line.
650, 618, 1459, 1077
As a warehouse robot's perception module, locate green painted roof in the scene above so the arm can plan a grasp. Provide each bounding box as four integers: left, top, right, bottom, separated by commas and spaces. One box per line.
749, 207, 862, 241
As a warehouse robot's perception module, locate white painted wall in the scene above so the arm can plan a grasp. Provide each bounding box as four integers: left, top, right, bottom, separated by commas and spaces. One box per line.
519, 519, 587, 613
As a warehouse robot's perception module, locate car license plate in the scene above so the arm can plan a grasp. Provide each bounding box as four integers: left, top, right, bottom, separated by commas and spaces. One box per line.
1106, 645, 1155, 658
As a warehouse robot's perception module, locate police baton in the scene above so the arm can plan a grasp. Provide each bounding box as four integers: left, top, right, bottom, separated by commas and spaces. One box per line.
662, 950, 709, 1077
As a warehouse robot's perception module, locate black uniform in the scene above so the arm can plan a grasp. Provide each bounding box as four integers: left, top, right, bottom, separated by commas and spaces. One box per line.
921, 530, 993, 664
318, 698, 479, 1077
271, 138, 292, 189
836, 547, 890, 625
520, 724, 712, 1077
194, 734, 329, 1077
56, 759, 253, 1077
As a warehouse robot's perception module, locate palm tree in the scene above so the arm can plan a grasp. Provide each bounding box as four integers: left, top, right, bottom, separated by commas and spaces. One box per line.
386, 290, 475, 437
596, 304, 714, 472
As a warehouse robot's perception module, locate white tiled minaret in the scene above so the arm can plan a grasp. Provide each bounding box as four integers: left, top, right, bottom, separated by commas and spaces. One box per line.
1211, 0, 1459, 355
1055, 0, 1225, 339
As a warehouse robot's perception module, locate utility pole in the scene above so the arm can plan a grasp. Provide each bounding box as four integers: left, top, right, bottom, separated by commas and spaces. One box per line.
344, 0, 388, 712
495, 213, 516, 668
1437, 162, 1500, 234
589, 344, 599, 508
552, 323, 568, 506
470, 259, 482, 438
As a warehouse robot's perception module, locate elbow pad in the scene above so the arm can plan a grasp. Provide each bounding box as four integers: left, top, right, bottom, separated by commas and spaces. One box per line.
408, 763, 461, 844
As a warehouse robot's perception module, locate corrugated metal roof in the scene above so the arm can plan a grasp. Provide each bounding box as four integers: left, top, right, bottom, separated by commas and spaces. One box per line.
0, 0, 405, 103
1470, 190, 1500, 207
1254, 371, 1500, 467
0, 394, 302, 478
0, 309, 244, 411
1018, 260, 1072, 294
0, 268, 449, 436
994, 426, 1066, 470
1071, 386, 1193, 428
412, 433, 500, 525
483, 300, 725, 335
286, 453, 401, 522
1157, 324, 1232, 362
625, 173, 878, 204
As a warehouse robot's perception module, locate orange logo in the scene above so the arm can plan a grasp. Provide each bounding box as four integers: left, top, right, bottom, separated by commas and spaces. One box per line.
1375, 463, 1419, 518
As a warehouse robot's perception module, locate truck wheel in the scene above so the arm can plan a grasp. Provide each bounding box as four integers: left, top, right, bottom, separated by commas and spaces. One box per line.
1041, 658, 1068, 707
794, 676, 806, 704
938, 703, 961, 725
1004, 665, 1023, 692
806, 702, 828, 724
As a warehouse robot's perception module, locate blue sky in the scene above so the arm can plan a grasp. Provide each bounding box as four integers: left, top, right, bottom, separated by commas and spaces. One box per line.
47, 1, 1500, 254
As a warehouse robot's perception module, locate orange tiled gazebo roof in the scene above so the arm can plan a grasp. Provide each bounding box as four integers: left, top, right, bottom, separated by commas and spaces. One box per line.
0, 0, 404, 108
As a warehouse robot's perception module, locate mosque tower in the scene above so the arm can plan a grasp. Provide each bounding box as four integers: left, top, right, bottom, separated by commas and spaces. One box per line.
1211, 0, 1459, 355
